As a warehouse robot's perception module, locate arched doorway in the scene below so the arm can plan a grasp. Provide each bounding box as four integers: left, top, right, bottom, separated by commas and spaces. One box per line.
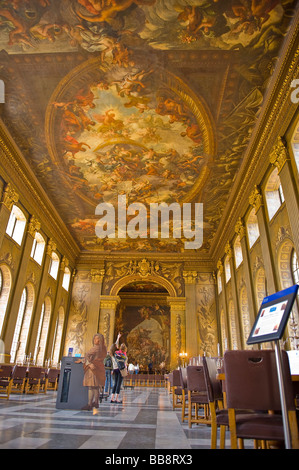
115, 281, 170, 373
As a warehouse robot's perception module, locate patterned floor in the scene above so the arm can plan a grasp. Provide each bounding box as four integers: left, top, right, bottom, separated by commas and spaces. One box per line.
0, 386, 248, 451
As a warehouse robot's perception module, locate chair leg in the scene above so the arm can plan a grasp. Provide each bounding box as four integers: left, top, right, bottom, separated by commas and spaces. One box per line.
228, 408, 238, 449
188, 391, 192, 428
220, 425, 226, 449
209, 402, 217, 449
289, 410, 299, 449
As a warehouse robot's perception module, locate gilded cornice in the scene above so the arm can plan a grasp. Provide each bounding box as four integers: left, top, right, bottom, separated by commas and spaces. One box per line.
0, 119, 79, 262
210, 11, 299, 263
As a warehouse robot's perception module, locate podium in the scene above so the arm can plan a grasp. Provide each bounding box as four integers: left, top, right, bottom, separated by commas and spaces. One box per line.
56, 357, 88, 410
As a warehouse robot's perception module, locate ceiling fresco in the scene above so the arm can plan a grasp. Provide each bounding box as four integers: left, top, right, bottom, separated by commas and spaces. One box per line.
0, 0, 297, 254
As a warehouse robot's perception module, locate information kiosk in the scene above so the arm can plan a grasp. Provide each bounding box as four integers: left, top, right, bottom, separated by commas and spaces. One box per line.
56, 356, 88, 410
247, 284, 299, 449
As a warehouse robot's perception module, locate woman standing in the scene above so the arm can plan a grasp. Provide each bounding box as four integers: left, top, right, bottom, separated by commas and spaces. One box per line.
80, 333, 107, 411
110, 343, 127, 404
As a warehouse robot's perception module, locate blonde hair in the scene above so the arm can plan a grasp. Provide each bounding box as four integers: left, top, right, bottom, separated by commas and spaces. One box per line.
120, 343, 127, 352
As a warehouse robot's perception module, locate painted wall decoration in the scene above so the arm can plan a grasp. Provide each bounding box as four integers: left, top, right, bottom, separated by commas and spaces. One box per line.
115, 303, 170, 370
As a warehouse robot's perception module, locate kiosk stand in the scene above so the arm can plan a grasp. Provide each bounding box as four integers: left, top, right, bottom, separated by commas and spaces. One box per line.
247, 284, 299, 450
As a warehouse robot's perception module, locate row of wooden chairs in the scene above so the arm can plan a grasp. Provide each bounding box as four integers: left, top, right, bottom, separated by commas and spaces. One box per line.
123, 373, 166, 388
0, 364, 60, 399
167, 350, 299, 449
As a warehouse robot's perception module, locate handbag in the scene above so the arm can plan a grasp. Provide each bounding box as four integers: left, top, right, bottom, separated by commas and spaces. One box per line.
120, 368, 127, 377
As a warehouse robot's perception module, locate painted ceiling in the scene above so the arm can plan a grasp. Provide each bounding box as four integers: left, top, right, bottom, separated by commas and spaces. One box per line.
0, 0, 297, 254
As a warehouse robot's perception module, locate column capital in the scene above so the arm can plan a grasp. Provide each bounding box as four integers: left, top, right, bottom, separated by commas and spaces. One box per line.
60, 256, 69, 272
1, 183, 19, 210
27, 215, 41, 237
167, 297, 186, 310
249, 185, 263, 213
46, 238, 56, 256
183, 270, 197, 284
269, 136, 290, 173
225, 241, 233, 260
217, 259, 223, 275
100, 295, 120, 309
235, 217, 245, 240
89, 268, 105, 283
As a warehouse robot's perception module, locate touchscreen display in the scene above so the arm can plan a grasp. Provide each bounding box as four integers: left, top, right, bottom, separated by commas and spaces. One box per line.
247, 284, 298, 345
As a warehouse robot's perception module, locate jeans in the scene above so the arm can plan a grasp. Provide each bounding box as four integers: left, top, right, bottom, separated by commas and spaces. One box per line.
104, 369, 112, 394
112, 369, 123, 395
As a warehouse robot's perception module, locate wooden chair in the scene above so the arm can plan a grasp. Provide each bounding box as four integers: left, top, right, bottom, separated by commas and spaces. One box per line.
25, 367, 46, 394
186, 365, 211, 428
179, 367, 188, 423
46, 368, 60, 391
0, 364, 14, 399
172, 369, 183, 410
224, 349, 299, 449
203, 357, 227, 448
11, 365, 27, 394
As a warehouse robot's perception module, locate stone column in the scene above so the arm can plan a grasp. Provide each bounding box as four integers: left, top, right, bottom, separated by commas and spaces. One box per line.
225, 242, 242, 349
217, 259, 230, 349
235, 217, 257, 328
0, 183, 19, 250
270, 137, 299, 256
3, 215, 40, 348
98, 295, 120, 350
249, 186, 279, 295
84, 269, 105, 349
183, 270, 198, 358
167, 297, 186, 369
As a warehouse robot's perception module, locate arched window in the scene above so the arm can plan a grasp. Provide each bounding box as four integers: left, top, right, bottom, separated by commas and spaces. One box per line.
10, 284, 35, 363
291, 249, 299, 285
217, 271, 222, 294
224, 256, 231, 283
49, 252, 60, 280
62, 267, 71, 291
10, 288, 27, 363
34, 297, 51, 365
246, 208, 260, 248
265, 168, 285, 220
31, 232, 46, 265
0, 265, 12, 336
234, 235, 243, 268
6, 205, 26, 245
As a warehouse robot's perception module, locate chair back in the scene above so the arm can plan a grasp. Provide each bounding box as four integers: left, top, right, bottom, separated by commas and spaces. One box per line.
179, 367, 187, 389
27, 367, 46, 380
172, 369, 181, 387
47, 368, 60, 380
224, 349, 295, 412
0, 364, 14, 379
203, 357, 222, 402
186, 365, 206, 392
12, 365, 27, 379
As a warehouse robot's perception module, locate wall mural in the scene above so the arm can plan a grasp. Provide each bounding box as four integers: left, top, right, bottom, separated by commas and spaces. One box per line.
115, 302, 170, 370
0, 0, 296, 253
